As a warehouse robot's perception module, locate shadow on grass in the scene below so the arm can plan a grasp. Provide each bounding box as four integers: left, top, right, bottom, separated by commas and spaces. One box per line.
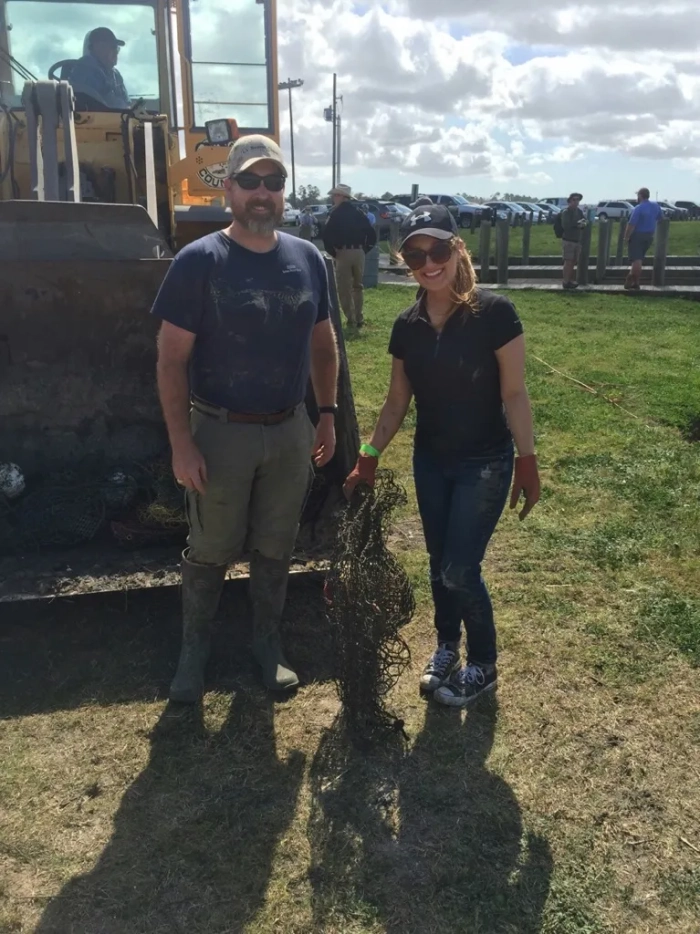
0, 574, 332, 718
308, 697, 553, 933
35, 694, 306, 934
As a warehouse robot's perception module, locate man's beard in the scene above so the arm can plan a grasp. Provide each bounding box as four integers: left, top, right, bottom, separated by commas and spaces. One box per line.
232, 199, 283, 235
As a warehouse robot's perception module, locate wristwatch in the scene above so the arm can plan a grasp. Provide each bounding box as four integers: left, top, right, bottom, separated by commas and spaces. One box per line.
318, 405, 338, 417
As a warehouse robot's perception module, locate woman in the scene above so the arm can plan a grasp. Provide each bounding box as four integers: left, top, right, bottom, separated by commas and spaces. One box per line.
343, 205, 540, 707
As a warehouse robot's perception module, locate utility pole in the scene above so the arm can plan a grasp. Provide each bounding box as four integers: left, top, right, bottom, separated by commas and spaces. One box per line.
331, 73, 337, 190
278, 78, 303, 206
324, 75, 341, 190
336, 95, 343, 184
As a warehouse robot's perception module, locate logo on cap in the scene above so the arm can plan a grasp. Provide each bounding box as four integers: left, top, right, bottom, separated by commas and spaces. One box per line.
411, 211, 432, 226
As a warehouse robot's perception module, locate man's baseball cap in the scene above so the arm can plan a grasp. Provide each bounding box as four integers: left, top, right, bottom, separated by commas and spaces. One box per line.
87, 27, 125, 48
226, 135, 287, 177
399, 204, 459, 248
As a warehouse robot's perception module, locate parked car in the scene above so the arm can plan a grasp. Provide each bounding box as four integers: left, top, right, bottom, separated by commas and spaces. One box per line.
541, 197, 571, 210
595, 200, 635, 220
425, 194, 485, 227
282, 203, 300, 226
657, 201, 688, 220
357, 200, 409, 238
536, 202, 562, 216
674, 200, 700, 218
514, 202, 549, 219
483, 201, 529, 224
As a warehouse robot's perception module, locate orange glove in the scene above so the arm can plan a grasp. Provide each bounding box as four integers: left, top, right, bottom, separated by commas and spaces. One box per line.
509, 454, 540, 521
343, 454, 378, 499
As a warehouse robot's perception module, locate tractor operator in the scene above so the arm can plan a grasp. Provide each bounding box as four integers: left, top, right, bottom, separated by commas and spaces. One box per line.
152, 135, 339, 703
69, 27, 131, 110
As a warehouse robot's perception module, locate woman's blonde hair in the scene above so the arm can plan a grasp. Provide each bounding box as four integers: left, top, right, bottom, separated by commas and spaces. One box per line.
447, 237, 479, 314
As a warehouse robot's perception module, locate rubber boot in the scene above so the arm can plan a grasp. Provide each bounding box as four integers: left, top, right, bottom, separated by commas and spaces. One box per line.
250, 552, 300, 692
169, 552, 227, 703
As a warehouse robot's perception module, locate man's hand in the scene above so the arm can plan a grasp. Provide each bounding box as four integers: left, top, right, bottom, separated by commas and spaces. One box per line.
172, 439, 208, 495
313, 415, 336, 467
509, 454, 540, 521
343, 454, 378, 499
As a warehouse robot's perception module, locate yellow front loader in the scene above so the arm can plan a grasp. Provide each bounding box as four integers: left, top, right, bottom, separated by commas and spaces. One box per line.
0, 0, 358, 600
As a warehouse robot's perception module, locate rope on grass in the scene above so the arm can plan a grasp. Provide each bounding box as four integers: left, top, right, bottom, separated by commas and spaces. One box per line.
532, 354, 644, 423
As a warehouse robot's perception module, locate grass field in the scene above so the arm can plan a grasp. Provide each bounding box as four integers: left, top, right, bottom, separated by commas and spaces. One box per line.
2, 288, 700, 933
380, 221, 700, 259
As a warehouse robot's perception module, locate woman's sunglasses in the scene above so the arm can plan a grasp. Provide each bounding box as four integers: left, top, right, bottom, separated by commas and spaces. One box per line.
401, 239, 454, 271
233, 173, 286, 192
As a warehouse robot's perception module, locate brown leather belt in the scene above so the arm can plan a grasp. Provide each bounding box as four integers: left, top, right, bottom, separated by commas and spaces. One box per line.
192, 395, 295, 426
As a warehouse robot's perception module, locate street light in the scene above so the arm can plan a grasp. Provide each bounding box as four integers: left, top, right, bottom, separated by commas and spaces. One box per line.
278, 78, 304, 206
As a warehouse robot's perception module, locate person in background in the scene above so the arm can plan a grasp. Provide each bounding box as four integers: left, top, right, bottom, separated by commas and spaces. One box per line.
344, 205, 540, 707
69, 27, 131, 110
323, 184, 377, 328
624, 188, 663, 291
299, 206, 315, 241
364, 204, 376, 228
557, 192, 586, 290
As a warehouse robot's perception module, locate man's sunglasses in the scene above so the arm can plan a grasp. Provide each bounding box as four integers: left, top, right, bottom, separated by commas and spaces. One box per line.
401, 239, 454, 271
232, 173, 286, 192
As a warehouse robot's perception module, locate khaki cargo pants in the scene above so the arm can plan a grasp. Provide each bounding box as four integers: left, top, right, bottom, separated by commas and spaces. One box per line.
335, 248, 366, 325
185, 403, 316, 566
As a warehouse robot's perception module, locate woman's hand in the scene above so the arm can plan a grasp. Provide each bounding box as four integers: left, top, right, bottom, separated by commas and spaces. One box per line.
343, 454, 378, 499
509, 454, 540, 520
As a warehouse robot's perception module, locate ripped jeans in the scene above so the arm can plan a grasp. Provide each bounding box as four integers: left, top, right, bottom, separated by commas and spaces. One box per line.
413, 446, 514, 665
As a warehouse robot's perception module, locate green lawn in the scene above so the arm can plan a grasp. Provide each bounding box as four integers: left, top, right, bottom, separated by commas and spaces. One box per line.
1, 287, 699, 934
381, 221, 700, 259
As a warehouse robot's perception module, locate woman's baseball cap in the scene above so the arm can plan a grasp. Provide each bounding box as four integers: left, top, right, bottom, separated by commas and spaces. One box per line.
399, 204, 459, 248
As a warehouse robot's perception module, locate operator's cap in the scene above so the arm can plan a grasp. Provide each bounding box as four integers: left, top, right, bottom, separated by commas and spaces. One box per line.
226, 135, 287, 178
87, 27, 125, 48
399, 204, 458, 248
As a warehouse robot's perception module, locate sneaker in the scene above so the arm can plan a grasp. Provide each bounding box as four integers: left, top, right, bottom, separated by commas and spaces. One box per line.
419, 643, 460, 693
433, 663, 498, 707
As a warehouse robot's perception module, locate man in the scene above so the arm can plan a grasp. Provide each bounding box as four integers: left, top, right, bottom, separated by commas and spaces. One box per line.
624, 188, 663, 290
323, 183, 376, 327
152, 135, 339, 702
299, 206, 315, 240
69, 27, 131, 110
364, 203, 376, 228
557, 192, 586, 290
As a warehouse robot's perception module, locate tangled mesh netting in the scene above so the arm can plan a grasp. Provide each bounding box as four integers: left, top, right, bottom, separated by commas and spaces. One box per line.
325, 469, 415, 745
0, 458, 188, 555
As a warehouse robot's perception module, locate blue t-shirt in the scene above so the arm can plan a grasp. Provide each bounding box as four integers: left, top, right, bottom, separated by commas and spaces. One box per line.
151, 231, 330, 414
629, 200, 662, 235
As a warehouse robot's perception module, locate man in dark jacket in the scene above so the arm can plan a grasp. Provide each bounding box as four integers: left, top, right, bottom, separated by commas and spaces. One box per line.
323, 184, 377, 326
558, 192, 586, 290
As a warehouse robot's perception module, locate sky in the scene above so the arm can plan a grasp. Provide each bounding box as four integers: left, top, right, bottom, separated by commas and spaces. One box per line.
275, 0, 700, 201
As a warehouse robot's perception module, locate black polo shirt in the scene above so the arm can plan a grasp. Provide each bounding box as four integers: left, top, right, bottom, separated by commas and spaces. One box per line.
388, 288, 523, 459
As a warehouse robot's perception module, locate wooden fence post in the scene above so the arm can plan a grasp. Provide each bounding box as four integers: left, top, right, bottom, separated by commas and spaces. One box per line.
478, 220, 492, 283
522, 217, 532, 265
388, 220, 401, 265
596, 219, 611, 283
576, 220, 593, 286
652, 217, 670, 287
496, 218, 510, 284
615, 216, 627, 265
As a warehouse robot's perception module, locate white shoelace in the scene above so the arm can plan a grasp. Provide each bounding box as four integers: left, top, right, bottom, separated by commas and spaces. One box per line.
429, 646, 456, 673
461, 664, 486, 686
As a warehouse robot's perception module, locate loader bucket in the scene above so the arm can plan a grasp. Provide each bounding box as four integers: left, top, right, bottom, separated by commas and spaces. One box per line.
0, 201, 359, 600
